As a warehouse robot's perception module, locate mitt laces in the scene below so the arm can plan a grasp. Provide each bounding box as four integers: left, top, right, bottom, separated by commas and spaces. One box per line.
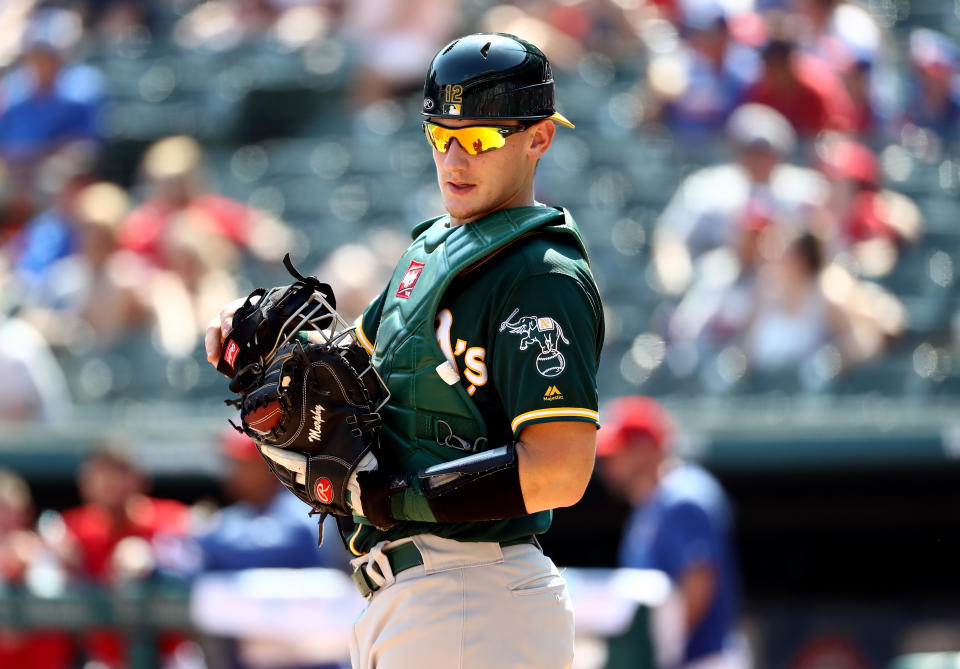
260, 276, 391, 414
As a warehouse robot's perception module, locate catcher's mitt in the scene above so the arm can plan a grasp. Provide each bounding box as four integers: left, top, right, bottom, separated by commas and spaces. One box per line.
218, 255, 388, 537
239, 338, 382, 516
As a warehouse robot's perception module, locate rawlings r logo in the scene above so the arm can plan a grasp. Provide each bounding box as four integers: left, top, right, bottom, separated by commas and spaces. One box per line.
224, 340, 240, 368
315, 477, 333, 504
395, 260, 425, 299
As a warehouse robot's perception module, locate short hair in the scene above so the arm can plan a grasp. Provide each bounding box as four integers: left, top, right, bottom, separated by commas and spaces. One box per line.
788, 232, 824, 275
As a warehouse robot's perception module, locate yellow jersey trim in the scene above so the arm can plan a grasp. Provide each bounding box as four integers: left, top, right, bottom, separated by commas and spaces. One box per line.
511, 407, 600, 434
354, 320, 374, 354
348, 523, 366, 556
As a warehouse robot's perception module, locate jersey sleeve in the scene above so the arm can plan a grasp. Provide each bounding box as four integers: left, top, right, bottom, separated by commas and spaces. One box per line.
490, 273, 603, 438
355, 287, 388, 354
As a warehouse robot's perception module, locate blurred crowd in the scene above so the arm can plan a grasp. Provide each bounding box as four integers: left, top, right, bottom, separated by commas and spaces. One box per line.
0, 0, 954, 421
654, 105, 914, 383
0, 429, 347, 668
0, 1, 954, 667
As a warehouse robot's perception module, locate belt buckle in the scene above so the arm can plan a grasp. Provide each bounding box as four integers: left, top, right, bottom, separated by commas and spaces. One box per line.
351, 566, 375, 600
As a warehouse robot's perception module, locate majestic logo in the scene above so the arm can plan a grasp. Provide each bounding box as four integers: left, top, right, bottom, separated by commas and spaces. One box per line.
499, 308, 570, 378
395, 260, 426, 299
423, 98, 435, 111
308, 404, 324, 442
543, 385, 564, 401
314, 477, 333, 504
224, 340, 240, 368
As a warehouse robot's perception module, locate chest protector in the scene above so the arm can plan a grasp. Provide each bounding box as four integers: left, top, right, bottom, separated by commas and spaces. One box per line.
371, 205, 587, 474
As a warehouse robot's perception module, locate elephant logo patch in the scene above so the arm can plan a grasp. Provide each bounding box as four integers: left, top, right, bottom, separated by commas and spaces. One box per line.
499, 308, 570, 378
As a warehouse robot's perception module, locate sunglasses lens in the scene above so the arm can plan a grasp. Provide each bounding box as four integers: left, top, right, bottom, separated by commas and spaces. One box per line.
423, 123, 507, 155
424, 123, 450, 151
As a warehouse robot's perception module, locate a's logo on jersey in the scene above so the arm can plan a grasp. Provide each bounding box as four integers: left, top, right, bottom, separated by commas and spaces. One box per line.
395, 260, 426, 299
499, 308, 570, 378
543, 385, 564, 401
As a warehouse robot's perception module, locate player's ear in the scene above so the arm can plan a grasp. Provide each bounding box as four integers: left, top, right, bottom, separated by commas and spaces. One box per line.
526, 119, 555, 161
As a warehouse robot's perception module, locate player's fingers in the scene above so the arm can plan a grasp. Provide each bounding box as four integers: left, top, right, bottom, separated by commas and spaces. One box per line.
205, 315, 224, 365
206, 296, 254, 365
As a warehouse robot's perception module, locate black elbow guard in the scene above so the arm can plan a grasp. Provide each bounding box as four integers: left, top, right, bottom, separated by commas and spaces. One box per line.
416, 443, 527, 523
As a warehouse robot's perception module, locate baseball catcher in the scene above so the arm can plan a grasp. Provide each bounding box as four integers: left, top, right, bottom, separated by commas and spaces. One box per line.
217, 254, 388, 544
208, 32, 602, 669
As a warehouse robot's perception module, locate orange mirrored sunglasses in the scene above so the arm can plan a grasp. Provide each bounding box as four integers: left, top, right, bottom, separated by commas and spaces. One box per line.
422, 121, 532, 155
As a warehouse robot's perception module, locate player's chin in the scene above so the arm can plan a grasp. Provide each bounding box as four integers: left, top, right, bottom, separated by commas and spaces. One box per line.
442, 195, 485, 221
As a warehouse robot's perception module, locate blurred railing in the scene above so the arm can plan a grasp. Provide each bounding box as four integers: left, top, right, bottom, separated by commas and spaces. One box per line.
0, 579, 190, 631
3, 395, 960, 480
4, 567, 958, 668
0, 568, 666, 669
0, 578, 192, 669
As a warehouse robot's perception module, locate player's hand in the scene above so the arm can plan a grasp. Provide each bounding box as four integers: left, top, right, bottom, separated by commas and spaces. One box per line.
204, 295, 258, 366
355, 469, 401, 530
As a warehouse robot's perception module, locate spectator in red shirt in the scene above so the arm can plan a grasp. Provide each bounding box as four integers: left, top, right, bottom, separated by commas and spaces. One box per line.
61, 447, 190, 667
818, 139, 890, 241
815, 136, 923, 276
748, 36, 857, 137
0, 469, 74, 669
119, 135, 289, 267
791, 0, 891, 136
62, 447, 190, 581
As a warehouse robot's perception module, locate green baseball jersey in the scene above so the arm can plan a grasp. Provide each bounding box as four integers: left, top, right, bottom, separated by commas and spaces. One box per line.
350, 212, 603, 551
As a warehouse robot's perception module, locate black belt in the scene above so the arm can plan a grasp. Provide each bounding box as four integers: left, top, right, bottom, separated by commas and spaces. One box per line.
352, 536, 539, 599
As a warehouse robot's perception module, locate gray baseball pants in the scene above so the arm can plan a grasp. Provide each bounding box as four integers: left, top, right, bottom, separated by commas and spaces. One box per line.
349, 533, 575, 669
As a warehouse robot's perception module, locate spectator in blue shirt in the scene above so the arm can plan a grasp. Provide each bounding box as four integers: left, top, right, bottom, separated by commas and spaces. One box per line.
0, 12, 102, 161
195, 429, 348, 572
903, 28, 960, 141
9, 172, 92, 297
0, 9, 104, 233
654, 1, 760, 143
597, 396, 742, 669
191, 433, 349, 669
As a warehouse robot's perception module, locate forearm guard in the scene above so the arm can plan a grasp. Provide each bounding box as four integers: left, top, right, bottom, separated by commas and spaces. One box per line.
362, 443, 528, 524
